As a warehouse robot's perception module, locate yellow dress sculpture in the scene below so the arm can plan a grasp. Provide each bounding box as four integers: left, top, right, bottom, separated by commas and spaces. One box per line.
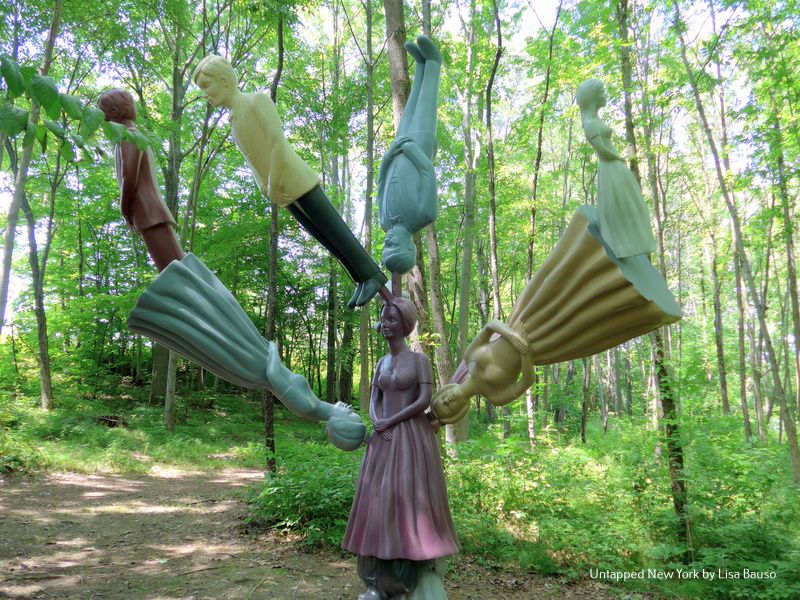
432, 206, 681, 424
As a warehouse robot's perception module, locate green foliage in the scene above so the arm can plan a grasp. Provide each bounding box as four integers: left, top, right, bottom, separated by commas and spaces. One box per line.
0, 387, 293, 473
246, 438, 363, 547
0, 104, 28, 136
1, 54, 26, 98
2, 1, 800, 598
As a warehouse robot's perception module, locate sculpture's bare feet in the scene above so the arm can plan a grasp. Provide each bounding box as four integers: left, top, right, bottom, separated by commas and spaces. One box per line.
416, 35, 443, 64
357, 587, 381, 600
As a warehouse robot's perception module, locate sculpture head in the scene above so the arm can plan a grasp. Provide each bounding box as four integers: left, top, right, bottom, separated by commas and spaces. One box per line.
576, 78, 607, 112
193, 55, 239, 108
326, 403, 367, 451
380, 297, 417, 339
382, 224, 416, 274
431, 383, 470, 424
98, 89, 136, 123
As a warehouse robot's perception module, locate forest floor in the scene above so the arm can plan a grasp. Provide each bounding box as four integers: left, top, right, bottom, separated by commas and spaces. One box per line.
0, 468, 629, 600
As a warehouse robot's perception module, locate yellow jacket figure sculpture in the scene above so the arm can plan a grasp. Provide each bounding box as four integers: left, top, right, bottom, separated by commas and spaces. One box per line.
194, 55, 387, 308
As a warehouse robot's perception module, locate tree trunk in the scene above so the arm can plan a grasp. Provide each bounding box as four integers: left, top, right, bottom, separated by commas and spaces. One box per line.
655, 330, 692, 558
357, 0, 377, 414
709, 235, 731, 414
772, 115, 800, 417
486, 0, 503, 323
261, 201, 279, 472
20, 192, 54, 410
427, 224, 453, 385
526, 1, 562, 279
326, 256, 338, 403
623, 354, 633, 414
581, 358, 589, 444
383, 0, 410, 127
526, 373, 536, 448
628, 3, 693, 551
0, 0, 63, 336
597, 354, 608, 433
449, 1, 481, 445
150, 344, 170, 403
164, 351, 178, 432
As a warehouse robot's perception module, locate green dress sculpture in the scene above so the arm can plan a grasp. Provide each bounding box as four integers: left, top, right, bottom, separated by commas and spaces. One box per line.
377, 36, 442, 274
577, 79, 656, 259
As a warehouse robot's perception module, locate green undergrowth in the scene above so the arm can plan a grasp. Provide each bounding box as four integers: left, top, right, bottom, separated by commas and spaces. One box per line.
3, 383, 799, 598
0, 383, 300, 474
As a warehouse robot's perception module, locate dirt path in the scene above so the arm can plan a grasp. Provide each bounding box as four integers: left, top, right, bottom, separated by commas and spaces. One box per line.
0, 469, 622, 599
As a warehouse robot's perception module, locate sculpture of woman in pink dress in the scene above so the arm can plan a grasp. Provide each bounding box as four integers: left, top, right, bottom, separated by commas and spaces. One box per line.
343, 298, 458, 599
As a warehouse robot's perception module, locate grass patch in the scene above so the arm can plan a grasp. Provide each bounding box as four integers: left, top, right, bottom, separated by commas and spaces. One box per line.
0, 384, 328, 474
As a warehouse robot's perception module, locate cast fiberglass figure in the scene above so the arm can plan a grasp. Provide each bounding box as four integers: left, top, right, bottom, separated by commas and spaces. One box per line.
343, 298, 458, 600
98, 89, 365, 452
577, 78, 656, 259
431, 79, 677, 425
432, 206, 682, 425
377, 36, 442, 274
97, 89, 184, 271
193, 55, 388, 308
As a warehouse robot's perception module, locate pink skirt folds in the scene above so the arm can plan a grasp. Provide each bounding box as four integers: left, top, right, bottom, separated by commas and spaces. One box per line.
342, 412, 459, 561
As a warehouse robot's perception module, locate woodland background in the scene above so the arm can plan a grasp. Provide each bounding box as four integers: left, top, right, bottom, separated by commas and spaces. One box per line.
1, 0, 799, 598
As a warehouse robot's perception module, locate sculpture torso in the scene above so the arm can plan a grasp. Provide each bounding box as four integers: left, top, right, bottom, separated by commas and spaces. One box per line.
115, 137, 176, 232
378, 152, 437, 234
582, 117, 617, 162
230, 93, 320, 207
375, 350, 429, 418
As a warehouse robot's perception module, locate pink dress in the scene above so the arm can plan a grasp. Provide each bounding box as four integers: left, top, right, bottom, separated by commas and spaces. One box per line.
342, 351, 459, 561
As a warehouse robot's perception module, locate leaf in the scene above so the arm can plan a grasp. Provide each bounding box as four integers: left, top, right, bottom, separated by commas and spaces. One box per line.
59, 93, 83, 120
0, 56, 25, 98
80, 107, 105, 139
102, 120, 126, 143
44, 119, 67, 139
129, 129, 150, 151
69, 132, 85, 148
59, 141, 75, 162
34, 123, 47, 145
35, 124, 48, 152
0, 105, 29, 137
30, 74, 61, 119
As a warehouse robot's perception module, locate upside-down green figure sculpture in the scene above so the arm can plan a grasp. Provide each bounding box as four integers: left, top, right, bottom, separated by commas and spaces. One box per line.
193, 55, 387, 308
377, 36, 442, 274
98, 89, 365, 452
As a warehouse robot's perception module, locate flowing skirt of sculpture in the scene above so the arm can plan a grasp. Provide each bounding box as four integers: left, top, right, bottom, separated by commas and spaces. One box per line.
597, 159, 656, 259
342, 414, 459, 561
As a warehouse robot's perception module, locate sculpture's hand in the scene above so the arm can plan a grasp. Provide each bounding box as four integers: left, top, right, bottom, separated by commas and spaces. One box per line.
372, 417, 392, 432
326, 402, 366, 451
